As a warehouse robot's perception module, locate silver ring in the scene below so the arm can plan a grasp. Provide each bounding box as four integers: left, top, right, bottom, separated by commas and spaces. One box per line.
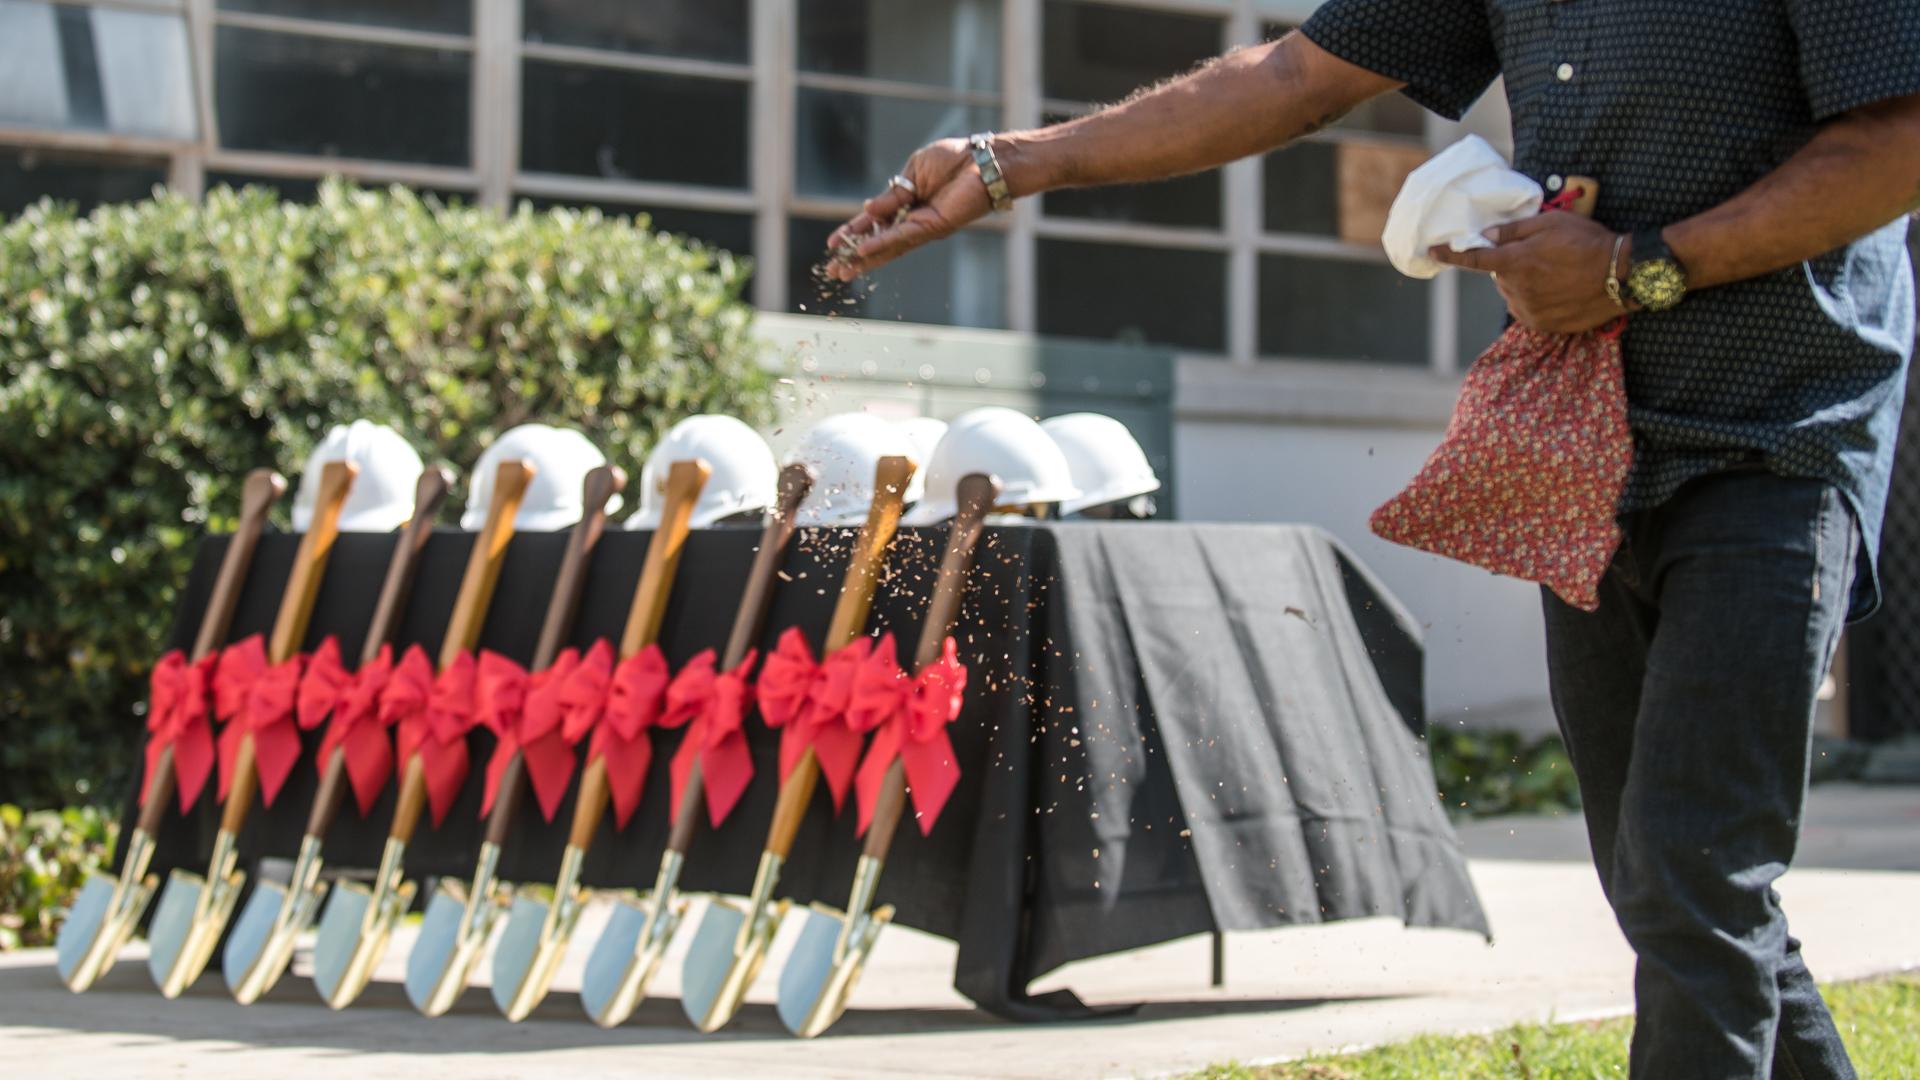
890, 174, 918, 197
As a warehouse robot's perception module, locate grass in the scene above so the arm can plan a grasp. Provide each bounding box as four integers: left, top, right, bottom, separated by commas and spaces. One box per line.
1193, 974, 1919, 1080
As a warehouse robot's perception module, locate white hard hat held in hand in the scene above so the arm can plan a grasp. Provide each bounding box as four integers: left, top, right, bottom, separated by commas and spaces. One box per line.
1041, 412, 1161, 518
294, 420, 426, 532
787, 412, 918, 526
903, 406, 1079, 525
627, 414, 777, 529
462, 423, 625, 532
894, 416, 948, 506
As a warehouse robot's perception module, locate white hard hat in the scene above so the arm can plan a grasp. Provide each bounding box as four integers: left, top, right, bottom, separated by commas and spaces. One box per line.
461, 423, 625, 531
894, 416, 948, 505
627, 414, 776, 529
786, 413, 917, 526
1041, 413, 1161, 516
902, 407, 1080, 525
293, 420, 425, 532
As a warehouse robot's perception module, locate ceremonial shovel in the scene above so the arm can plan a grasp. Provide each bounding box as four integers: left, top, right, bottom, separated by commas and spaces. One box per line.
578, 462, 814, 1027
56, 469, 287, 992
309, 459, 535, 1009
777, 472, 997, 1038
491, 459, 710, 1021
148, 461, 359, 998
679, 455, 918, 1033
405, 464, 626, 1016
224, 467, 454, 1003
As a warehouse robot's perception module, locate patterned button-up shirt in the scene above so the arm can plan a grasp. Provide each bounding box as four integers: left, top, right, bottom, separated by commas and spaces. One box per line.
1302, 0, 1920, 614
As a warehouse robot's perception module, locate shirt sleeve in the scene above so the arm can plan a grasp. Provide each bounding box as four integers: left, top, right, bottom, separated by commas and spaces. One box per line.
1785, 1, 1920, 121
1298, 0, 1500, 122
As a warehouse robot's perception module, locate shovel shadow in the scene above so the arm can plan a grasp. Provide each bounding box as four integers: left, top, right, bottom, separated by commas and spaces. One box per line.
0, 952, 1397, 1052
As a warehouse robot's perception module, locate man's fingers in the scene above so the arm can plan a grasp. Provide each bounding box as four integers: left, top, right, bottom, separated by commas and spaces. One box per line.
857, 206, 951, 266
1430, 244, 1503, 274
1484, 214, 1555, 246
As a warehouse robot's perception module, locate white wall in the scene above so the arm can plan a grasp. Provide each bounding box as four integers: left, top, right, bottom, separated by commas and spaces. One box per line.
1173, 416, 1558, 735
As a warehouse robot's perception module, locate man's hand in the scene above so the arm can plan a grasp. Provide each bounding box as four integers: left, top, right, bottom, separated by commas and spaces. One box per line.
1430, 213, 1629, 334
822, 138, 993, 282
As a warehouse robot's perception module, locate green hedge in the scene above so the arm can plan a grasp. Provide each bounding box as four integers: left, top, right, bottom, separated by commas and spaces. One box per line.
0, 804, 114, 949
0, 180, 771, 808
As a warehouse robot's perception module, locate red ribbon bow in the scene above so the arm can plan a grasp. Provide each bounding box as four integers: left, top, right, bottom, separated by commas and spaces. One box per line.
212, 634, 307, 808
387, 645, 476, 828
556, 643, 669, 830
297, 638, 398, 817
142, 650, 216, 813
477, 647, 587, 824
663, 648, 758, 829
757, 628, 873, 811
849, 634, 968, 837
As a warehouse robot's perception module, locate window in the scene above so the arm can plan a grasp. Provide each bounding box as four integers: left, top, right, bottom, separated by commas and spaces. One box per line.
215, 27, 471, 166
1039, 239, 1226, 352
524, 0, 747, 63
207, 172, 472, 206
520, 62, 749, 187
218, 0, 470, 35
0, 1, 196, 141
0, 145, 165, 217
516, 194, 755, 260
792, 0, 1006, 328
1259, 254, 1427, 364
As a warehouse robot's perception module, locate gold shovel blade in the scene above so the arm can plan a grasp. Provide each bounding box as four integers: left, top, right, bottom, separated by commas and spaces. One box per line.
678, 894, 790, 1032
145, 866, 244, 998
223, 877, 328, 1003
775, 902, 895, 1038
55, 870, 152, 991
309, 876, 415, 1008
579, 893, 687, 1027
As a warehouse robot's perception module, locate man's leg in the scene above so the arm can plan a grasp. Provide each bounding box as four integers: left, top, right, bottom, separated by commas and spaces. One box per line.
1541, 537, 1658, 897
1610, 470, 1855, 1078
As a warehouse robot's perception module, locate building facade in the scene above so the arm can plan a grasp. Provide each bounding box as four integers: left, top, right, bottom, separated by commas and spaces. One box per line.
8, 0, 1910, 735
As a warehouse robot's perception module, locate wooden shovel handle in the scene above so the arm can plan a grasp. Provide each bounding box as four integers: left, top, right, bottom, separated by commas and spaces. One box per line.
763, 455, 915, 861
269, 460, 357, 664
222, 462, 360, 833
306, 467, 453, 841
618, 459, 709, 658
360, 467, 454, 667
387, 460, 533, 843
559, 459, 708, 851
860, 473, 997, 861
481, 464, 627, 849
140, 469, 285, 831
822, 455, 915, 651
666, 463, 814, 855
440, 460, 534, 669
190, 469, 287, 661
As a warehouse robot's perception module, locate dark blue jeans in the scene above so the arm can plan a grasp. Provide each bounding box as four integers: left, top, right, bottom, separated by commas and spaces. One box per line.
1542, 467, 1858, 1079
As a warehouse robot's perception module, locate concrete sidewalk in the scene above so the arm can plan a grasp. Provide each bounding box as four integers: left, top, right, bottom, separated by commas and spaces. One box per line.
3, 784, 1915, 1079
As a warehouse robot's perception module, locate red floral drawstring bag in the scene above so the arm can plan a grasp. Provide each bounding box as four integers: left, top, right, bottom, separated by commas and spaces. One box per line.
1369, 186, 1632, 612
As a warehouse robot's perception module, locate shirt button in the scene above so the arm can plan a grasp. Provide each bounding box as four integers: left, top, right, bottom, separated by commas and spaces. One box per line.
1546, 174, 1565, 192
1556, 62, 1575, 82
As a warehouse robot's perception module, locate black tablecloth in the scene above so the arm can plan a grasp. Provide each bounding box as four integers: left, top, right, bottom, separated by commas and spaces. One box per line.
117, 522, 1489, 1019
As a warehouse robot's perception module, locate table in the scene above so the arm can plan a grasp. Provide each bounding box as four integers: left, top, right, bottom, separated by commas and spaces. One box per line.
117, 522, 1489, 1019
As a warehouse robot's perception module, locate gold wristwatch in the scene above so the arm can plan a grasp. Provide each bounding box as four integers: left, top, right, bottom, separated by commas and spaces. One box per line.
1626, 229, 1689, 312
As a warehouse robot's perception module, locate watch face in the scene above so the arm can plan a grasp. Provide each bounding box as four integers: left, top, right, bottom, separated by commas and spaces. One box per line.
1629, 258, 1687, 311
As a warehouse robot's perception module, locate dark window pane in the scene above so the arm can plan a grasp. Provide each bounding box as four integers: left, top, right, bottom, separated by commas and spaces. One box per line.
1266, 22, 1425, 138
798, 0, 999, 91
1044, 175, 1220, 229
795, 89, 994, 200
790, 218, 1004, 328
517, 195, 755, 258
523, 0, 747, 63
1043, 1, 1219, 104
1457, 266, 1509, 362
0, 147, 164, 217
1263, 140, 1338, 236
219, 0, 471, 35
521, 60, 748, 188
205, 172, 473, 205
214, 27, 470, 166
1037, 239, 1224, 351
1259, 254, 1427, 364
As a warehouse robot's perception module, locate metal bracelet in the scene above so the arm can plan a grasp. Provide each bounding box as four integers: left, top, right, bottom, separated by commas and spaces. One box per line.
968, 132, 1014, 213
1605, 233, 1629, 311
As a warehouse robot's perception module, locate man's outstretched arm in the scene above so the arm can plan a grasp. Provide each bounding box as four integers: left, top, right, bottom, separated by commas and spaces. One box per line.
823, 32, 1402, 281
